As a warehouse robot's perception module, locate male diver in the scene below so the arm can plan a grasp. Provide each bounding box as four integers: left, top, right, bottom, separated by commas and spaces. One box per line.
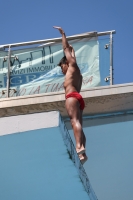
53, 26, 88, 164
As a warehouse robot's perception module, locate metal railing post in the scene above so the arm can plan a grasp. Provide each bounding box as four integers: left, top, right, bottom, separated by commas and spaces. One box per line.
7, 46, 11, 97
110, 32, 113, 85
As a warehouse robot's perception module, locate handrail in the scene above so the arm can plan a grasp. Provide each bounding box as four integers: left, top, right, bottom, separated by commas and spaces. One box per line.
0, 30, 116, 48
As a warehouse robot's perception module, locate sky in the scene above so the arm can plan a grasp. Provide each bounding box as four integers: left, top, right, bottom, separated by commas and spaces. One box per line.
0, 0, 133, 85
0, 0, 133, 200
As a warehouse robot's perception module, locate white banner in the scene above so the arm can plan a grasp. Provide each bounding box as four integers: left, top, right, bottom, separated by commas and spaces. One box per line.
0, 37, 100, 97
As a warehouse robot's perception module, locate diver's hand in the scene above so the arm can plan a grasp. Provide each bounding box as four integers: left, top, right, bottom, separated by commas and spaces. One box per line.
53, 26, 65, 35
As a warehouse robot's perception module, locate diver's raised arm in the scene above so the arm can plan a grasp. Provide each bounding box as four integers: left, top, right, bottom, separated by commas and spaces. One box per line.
53, 26, 76, 65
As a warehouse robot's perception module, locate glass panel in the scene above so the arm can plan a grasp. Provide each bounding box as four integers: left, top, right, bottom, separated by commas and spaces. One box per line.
99, 37, 110, 86
5, 36, 112, 98
9, 44, 64, 97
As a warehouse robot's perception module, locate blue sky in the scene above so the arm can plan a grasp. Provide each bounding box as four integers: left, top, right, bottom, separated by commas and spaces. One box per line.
0, 0, 133, 84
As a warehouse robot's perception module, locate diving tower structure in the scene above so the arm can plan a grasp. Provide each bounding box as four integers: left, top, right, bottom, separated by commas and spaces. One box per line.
1, 30, 133, 200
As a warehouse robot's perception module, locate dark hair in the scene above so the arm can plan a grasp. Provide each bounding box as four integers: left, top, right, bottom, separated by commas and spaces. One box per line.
58, 56, 67, 66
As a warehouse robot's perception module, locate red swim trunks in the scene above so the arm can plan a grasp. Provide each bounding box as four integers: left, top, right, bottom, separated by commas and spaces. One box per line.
65, 92, 85, 110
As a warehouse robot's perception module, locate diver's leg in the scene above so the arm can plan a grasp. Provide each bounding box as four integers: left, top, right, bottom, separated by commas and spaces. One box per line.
80, 110, 86, 148
65, 97, 85, 153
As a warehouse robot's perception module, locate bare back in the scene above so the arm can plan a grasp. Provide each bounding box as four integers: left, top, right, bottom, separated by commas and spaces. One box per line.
64, 63, 82, 95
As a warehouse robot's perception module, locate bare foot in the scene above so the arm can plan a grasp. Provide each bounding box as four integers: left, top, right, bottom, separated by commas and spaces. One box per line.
79, 153, 88, 165
76, 146, 85, 155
